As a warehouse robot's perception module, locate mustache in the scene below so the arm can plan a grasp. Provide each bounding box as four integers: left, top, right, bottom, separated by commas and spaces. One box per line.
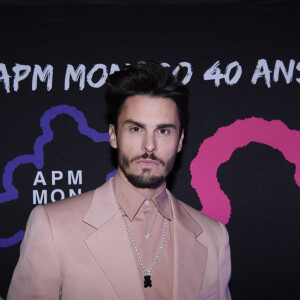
130, 152, 165, 166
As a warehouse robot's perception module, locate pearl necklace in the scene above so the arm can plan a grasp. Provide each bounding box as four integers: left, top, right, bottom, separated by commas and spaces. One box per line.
122, 216, 168, 288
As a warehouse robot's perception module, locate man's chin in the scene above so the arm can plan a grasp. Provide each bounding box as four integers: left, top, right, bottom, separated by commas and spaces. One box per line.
125, 173, 165, 189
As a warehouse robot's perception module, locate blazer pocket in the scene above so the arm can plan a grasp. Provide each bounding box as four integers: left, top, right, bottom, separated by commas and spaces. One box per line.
197, 280, 219, 300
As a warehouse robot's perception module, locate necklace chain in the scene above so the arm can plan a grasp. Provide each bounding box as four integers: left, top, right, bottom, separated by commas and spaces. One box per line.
122, 216, 168, 276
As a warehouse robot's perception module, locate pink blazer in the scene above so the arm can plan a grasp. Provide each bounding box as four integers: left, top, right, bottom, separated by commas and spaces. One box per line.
8, 178, 231, 300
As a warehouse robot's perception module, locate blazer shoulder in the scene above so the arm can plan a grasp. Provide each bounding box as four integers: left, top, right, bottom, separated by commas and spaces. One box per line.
44, 189, 95, 214
40, 180, 112, 225
25, 187, 103, 244
178, 200, 230, 253
178, 200, 227, 237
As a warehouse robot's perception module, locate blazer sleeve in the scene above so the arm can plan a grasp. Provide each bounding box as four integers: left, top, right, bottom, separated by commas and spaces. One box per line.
7, 205, 62, 300
217, 221, 232, 300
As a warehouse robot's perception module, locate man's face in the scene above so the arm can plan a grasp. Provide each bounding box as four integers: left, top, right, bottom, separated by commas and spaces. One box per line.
109, 95, 184, 189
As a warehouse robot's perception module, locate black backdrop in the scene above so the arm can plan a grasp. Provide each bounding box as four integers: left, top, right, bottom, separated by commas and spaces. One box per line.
1, 1, 300, 299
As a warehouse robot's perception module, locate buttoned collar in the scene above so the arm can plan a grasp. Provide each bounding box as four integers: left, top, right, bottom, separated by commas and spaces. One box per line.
112, 172, 172, 221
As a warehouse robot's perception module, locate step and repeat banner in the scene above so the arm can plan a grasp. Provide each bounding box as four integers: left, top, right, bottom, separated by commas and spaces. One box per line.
1, 3, 300, 299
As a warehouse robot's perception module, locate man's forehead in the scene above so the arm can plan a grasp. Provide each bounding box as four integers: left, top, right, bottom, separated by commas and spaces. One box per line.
120, 95, 179, 121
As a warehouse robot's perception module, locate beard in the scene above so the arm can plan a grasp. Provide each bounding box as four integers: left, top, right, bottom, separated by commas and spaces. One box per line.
118, 150, 177, 189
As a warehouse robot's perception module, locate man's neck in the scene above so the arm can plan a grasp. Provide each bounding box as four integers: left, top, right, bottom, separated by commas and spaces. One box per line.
116, 169, 166, 199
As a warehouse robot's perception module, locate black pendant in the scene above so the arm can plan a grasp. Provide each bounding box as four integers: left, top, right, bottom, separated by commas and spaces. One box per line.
144, 275, 152, 288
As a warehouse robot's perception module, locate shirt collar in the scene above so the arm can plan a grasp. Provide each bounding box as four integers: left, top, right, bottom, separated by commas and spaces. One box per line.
112, 172, 172, 221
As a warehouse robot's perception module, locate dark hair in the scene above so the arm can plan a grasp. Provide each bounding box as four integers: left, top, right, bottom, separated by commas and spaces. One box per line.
105, 61, 189, 131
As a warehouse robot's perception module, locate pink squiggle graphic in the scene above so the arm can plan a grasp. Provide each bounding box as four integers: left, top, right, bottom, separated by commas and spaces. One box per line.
190, 118, 300, 224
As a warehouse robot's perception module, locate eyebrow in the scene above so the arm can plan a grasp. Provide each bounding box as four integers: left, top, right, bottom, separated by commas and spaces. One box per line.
124, 119, 145, 128
124, 119, 177, 130
156, 123, 177, 130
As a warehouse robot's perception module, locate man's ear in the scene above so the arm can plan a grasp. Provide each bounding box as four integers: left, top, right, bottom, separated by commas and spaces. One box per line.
109, 124, 117, 149
177, 129, 184, 153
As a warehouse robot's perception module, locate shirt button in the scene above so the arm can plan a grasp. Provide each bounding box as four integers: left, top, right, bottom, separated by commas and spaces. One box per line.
144, 200, 150, 206
145, 232, 150, 238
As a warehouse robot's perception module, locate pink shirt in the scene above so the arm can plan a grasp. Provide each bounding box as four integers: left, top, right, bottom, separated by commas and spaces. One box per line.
112, 174, 174, 300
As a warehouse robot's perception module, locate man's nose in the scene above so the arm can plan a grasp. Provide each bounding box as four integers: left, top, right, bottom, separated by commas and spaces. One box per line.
142, 133, 157, 153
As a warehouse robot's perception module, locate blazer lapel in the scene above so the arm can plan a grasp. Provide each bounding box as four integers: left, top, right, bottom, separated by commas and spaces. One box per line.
169, 192, 208, 300
83, 180, 145, 300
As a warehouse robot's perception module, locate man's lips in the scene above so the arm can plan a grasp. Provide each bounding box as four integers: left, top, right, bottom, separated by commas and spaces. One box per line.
136, 159, 160, 166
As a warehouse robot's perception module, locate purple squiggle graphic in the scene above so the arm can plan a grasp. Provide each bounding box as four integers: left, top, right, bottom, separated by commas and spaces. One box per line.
0, 105, 109, 247
0, 231, 25, 249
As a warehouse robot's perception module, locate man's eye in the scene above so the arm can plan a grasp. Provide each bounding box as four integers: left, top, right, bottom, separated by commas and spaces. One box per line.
157, 128, 170, 135
130, 127, 142, 132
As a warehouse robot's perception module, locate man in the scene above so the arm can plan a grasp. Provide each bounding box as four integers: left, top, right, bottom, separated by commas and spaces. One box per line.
8, 61, 231, 299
